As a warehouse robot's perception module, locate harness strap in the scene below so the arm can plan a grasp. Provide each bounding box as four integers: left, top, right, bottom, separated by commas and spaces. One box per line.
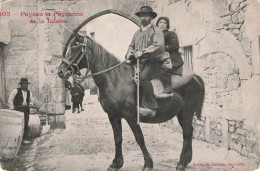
78, 59, 128, 80
62, 58, 73, 65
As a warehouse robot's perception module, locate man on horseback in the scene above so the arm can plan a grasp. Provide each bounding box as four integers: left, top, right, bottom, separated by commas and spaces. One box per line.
125, 6, 165, 118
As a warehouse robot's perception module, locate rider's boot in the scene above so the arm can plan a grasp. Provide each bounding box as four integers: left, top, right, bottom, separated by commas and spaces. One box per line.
139, 108, 157, 118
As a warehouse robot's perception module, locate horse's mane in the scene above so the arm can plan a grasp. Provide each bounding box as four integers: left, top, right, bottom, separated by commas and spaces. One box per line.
91, 39, 133, 85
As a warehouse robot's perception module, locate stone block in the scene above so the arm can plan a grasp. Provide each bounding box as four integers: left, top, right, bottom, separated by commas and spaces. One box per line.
232, 12, 239, 24
229, 120, 236, 126
229, 125, 235, 133
241, 146, 248, 156
228, 23, 241, 29
50, 75, 65, 88
240, 1, 249, 9
230, 2, 240, 12
11, 0, 38, 7
10, 19, 37, 37
212, 0, 230, 17
119, 0, 139, 16
199, 133, 205, 141
44, 64, 59, 75
51, 88, 65, 103
40, 102, 55, 114
220, 15, 231, 26
231, 133, 239, 140
232, 29, 240, 36
229, 141, 236, 150
231, 11, 244, 24
49, 115, 66, 129
240, 24, 245, 33
235, 143, 242, 153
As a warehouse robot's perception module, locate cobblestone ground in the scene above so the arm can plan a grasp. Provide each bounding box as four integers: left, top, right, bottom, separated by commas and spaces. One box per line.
1, 90, 259, 171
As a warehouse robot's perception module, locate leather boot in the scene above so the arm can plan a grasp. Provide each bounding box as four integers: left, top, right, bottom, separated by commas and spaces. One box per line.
159, 70, 172, 94
139, 107, 157, 118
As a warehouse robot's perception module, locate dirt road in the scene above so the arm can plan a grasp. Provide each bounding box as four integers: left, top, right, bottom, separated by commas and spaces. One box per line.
1, 91, 259, 171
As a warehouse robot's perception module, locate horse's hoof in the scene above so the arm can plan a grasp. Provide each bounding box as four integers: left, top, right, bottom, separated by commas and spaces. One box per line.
176, 163, 186, 170
143, 167, 153, 171
107, 166, 119, 171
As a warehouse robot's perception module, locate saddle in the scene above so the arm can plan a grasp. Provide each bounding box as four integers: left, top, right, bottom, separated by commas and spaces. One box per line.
152, 67, 195, 96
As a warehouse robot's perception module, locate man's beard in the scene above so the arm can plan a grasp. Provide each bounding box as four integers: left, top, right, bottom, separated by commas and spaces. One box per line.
22, 87, 28, 91
141, 20, 150, 26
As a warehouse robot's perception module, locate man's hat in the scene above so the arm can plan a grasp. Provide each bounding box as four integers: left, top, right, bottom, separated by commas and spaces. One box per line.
135, 6, 157, 19
18, 78, 30, 84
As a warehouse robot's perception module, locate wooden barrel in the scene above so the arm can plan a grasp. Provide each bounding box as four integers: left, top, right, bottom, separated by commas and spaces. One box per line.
29, 115, 42, 139
0, 109, 24, 160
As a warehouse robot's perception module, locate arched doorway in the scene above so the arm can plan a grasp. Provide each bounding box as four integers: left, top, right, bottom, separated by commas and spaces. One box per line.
64, 12, 139, 111
63, 9, 141, 57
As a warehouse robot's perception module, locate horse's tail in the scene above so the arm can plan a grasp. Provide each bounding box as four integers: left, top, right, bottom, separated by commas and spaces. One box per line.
192, 75, 205, 120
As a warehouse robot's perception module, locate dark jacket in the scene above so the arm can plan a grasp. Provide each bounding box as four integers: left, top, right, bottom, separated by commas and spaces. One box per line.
163, 30, 184, 72
14, 88, 30, 107
14, 88, 30, 112
70, 86, 82, 103
65, 80, 72, 90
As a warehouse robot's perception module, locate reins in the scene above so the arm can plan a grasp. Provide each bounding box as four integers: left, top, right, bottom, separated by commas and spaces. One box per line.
79, 59, 128, 80
64, 41, 128, 80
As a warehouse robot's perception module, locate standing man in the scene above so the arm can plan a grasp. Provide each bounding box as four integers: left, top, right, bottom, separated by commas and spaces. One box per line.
125, 6, 165, 118
77, 79, 85, 111
8, 78, 34, 144
70, 81, 82, 113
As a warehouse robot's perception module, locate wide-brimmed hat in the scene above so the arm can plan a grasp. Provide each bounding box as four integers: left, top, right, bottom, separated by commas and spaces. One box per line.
135, 6, 157, 19
18, 78, 30, 84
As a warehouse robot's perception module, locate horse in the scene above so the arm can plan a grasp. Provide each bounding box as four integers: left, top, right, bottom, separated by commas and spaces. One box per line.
58, 35, 205, 171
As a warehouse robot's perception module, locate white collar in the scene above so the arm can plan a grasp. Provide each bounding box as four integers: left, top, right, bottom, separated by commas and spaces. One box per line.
141, 23, 152, 31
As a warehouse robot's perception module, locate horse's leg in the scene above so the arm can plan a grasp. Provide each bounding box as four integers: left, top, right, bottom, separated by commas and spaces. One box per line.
176, 105, 194, 170
77, 102, 80, 113
107, 115, 123, 170
72, 102, 75, 113
125, 118, 153, 170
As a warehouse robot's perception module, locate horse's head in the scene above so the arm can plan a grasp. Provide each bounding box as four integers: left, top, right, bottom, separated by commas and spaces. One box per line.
58, 35, 94, 79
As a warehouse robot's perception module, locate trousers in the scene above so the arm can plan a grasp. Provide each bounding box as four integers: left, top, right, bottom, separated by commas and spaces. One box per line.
15, 106, 30, 140
139, 61, 160, 110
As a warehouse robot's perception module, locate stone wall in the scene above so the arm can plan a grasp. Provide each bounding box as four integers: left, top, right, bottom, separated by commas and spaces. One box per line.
158, 0, 260, 157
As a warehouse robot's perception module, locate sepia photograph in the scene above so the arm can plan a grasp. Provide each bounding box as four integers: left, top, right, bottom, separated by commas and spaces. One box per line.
0, 0, 260, 170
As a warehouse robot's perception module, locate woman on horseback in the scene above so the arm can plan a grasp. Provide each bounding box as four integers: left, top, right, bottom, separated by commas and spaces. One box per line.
156, 16, 184, 93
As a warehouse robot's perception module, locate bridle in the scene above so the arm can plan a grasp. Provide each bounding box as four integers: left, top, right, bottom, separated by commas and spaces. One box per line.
62, 37, 95, 77
62, 36, 127, 80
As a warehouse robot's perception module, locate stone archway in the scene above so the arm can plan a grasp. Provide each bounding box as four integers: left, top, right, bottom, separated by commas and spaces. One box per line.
62, 9, 141, 57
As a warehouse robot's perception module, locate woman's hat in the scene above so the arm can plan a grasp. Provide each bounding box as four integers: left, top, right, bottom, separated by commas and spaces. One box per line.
156, 16, 170, 29
18, 78, 30, 84
135, 6, 157, 19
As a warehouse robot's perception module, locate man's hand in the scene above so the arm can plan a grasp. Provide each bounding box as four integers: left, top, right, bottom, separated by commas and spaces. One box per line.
134, 51, 143, 58
125, 50, 135, 59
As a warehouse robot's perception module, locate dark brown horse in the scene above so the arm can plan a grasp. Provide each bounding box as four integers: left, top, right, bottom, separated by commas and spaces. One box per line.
58, 35, 205, 170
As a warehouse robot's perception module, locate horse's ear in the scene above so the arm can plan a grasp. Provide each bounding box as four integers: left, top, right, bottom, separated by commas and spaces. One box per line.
73, 30, 84, 43
85, 36, 94, 48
